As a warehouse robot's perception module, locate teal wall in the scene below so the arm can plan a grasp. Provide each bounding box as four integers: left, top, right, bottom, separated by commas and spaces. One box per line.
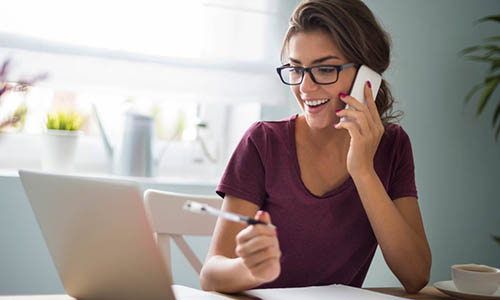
365, 0, 500, 287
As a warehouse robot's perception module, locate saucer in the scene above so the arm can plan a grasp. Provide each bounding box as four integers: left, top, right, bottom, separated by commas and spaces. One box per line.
434, 280, 500, 300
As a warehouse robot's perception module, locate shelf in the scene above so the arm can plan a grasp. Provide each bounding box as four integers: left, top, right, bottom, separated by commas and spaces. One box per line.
0, 169, 219, 187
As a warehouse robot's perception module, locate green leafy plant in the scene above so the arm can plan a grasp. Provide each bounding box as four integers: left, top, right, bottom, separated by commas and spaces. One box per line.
461, 15, 500, 141
462, 15, 500, 246
46, 110, 84, 131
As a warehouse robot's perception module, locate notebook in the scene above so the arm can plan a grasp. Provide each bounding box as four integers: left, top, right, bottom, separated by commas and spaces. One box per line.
244, 284, 408, 300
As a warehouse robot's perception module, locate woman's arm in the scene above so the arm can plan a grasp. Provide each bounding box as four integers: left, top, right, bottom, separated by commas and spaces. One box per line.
335, 82, 431, 293
353, 172, 431, 293
200, 195, 281, 293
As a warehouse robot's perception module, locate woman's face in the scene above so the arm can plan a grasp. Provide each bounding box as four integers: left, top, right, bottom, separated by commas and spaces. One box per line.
288, 30, 357, 130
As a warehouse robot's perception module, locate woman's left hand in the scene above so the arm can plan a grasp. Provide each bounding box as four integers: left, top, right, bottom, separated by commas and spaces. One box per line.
334, 81, 384, 179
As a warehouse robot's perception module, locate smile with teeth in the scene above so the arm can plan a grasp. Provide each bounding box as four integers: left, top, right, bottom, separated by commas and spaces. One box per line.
304, 99, 330, 107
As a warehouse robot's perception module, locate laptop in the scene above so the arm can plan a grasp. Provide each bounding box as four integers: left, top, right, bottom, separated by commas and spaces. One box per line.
19, 170, 228, 300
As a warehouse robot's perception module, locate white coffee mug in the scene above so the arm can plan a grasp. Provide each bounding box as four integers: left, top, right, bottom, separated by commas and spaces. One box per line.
451, 264, 500, 295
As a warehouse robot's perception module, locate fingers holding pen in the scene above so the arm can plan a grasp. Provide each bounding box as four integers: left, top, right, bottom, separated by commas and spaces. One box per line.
235, 234, 278, 257
237, 242, 281, 268
236, 218, 277, 244
236, 211, 278, 254
234, 211, 281, 283
239, 241, 281, 283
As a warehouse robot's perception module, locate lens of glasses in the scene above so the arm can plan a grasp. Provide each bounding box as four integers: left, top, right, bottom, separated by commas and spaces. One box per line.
279, 66, 339, 84
311, 66, 338, 84
280, 67, 303, 85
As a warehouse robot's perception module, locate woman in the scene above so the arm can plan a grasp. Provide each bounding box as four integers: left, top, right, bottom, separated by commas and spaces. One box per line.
200, 0, 431, 294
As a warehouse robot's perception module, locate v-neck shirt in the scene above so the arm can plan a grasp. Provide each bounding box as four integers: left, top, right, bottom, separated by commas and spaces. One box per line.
216, 114, 418, 288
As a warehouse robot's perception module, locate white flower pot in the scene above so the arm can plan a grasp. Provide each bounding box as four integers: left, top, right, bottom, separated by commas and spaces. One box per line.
41, 130, 82, 173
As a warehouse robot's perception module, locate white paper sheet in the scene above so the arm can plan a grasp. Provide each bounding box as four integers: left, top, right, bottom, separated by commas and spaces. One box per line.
244, 284, 408, 300
172, 285, 235, 300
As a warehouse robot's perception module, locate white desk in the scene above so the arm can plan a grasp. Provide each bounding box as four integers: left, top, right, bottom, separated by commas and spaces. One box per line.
0, 286, 453, 300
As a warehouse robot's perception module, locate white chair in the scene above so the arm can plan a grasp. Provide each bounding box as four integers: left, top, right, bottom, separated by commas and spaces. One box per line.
143, 189, 222, 280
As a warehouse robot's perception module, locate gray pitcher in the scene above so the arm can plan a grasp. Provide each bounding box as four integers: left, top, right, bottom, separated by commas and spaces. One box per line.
93, 105, 166, 177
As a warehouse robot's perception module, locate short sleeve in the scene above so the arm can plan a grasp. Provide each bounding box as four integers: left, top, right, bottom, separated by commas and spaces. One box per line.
216, 123, 266, 207
388, 127, 418, 200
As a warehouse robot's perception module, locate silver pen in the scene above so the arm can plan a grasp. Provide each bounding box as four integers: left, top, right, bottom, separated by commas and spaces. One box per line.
183, 200, 276, 229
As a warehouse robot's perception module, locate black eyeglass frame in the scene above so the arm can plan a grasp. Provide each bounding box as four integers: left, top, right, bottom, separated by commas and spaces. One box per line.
276, 63, 358, 86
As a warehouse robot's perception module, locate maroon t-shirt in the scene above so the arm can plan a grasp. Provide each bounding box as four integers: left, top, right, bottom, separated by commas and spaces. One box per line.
216, 114, 418, 288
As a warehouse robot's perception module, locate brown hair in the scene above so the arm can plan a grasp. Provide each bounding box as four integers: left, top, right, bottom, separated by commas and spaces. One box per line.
281, 0, 402, 125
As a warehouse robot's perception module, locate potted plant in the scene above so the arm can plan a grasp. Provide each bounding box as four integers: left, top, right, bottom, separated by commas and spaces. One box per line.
461, 15, 500, 141
461, 15, 500, 245
41, 110, 84, 173
0, 59, 47, 132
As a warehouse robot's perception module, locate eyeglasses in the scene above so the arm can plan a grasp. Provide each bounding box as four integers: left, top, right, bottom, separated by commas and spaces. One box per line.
276, 63, 357, 85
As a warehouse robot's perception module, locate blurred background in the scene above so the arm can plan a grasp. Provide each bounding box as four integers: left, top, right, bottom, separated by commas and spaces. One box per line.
0, 0, 499, 294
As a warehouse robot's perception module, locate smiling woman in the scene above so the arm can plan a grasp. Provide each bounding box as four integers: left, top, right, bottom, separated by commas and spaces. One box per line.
201, 0, 431, 294
279, 0, 400, 126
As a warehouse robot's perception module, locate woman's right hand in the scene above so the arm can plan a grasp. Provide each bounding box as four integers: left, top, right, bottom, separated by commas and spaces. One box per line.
235, 211, 281, 284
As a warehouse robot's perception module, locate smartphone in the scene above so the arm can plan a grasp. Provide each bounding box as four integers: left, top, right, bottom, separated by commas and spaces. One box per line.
340, 65, 382, 122
349, 65, 382, 104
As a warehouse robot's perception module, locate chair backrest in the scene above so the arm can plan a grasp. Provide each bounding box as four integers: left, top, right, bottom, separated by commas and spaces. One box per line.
143, 189, 222, 279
